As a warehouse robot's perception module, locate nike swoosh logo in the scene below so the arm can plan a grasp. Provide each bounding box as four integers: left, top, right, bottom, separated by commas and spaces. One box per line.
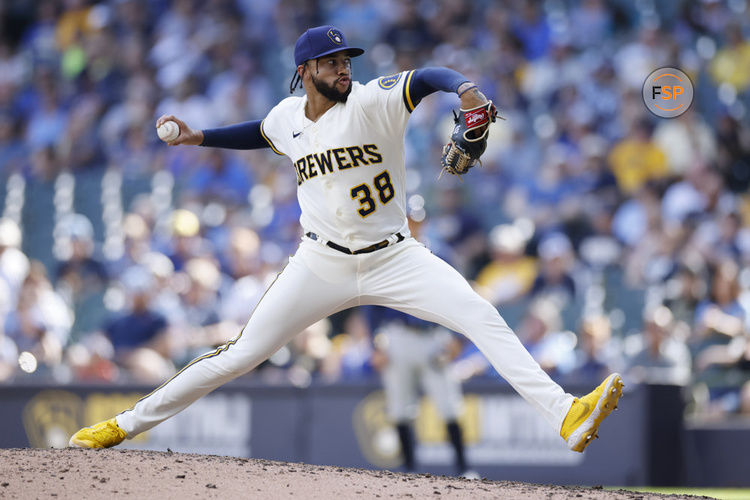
292, 131, 302, 138
572, 401, 591, 426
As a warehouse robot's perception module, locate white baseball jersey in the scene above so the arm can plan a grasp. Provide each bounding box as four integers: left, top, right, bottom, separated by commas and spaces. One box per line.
260, 71, 416, 249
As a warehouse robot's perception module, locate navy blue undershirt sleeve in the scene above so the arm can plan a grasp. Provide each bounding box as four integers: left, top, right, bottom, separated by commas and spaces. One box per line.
407, 67, 470, 109
200, 120, 269, 150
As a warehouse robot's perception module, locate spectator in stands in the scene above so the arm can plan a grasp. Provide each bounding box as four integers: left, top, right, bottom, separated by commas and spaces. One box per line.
382, 2, 436, 58
516, 298, 576, 377
218, 227, 265, 324
625, 306, 691, 386
695, 328, 750, 377
424, 184, 486, 279
611, 181, 662, 250
715, 114, 750, 194
529, 232, 577, 308
608, 119, 668, 196
326, 310, 376, 381
0, 218, 29, 315
569, 0, 612, 50
686, 0, 732, 37
570, 314, 619, 384
54, 0, 95, 52
155, 77, 216, 131
692, 259, 746, 351
171, 256, 224, 362
578, 134, 619, 204
4, 261, 71, 376
55, 213, 108, 339
576, 200, 622, 271
511, 2, 551, 61
709, 22, 750, 94
0, 324, 18, 382
139, 250, 182, 327
100, 76, 158, 165
692, 208, 745, 266
613, 26, 668, 91
108, 212, 153, 276
0, 41, 25, 88
164, 208, 206, 271
474, 224, 536, 307
0, 113, 27, 173
286, 319, 333, 387
515, 152, 584, 233
661, 255, 709, 327
693, 325, 750, 418
662, 165, 725, 232
27, 144, 62, 181
64, 332, 118, 382
449, 338, 496, 383
653, 110, 717, 177
181, 257, 221, 328
184, 149, 252, 206
58, 92, 105, 170
625, 219, 684, 288
23, 67, 68, 154
102, 265, 173, 383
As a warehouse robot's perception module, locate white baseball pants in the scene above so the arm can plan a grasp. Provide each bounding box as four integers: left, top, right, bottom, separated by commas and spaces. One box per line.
117, 237, 574, 436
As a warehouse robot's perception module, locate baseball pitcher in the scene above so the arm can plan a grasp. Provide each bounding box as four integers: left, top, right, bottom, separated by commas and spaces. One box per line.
70, 26, 622, 455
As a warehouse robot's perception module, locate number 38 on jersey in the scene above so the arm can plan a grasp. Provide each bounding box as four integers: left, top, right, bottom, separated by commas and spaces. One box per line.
350, 170, 395, 217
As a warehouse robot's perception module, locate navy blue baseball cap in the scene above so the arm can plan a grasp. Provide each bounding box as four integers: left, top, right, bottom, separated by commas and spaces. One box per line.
294, 26, 364, 67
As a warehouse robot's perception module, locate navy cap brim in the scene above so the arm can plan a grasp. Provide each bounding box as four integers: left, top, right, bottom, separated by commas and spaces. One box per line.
305, 46, 364, 63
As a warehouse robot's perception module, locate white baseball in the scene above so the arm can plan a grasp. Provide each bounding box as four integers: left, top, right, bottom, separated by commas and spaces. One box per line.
157, 120, 180, 142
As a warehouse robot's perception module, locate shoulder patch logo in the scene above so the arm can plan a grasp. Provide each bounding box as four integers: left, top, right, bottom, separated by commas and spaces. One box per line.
327, 28, 344, 45
377, 73, 402, 90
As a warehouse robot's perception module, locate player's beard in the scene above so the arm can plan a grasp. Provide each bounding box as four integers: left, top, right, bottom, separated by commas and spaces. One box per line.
311, 73, 351, 103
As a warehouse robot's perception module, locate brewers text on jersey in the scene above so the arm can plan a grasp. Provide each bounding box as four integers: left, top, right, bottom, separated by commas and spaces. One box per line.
292, 144, 383, 185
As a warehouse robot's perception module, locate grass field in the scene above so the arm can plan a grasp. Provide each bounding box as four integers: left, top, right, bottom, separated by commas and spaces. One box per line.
612, 487, 750, 499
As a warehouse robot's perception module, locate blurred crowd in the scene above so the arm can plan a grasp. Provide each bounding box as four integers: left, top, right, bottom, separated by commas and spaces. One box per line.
1, 0, 750, 421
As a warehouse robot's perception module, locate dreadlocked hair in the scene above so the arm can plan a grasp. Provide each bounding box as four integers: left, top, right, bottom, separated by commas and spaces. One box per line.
289, 69, 302, 94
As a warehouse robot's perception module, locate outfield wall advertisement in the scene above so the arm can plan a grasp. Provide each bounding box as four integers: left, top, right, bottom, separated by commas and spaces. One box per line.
2, 381, 731, 485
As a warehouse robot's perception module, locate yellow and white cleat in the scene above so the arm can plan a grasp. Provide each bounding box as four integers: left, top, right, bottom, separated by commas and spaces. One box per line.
560, 373, 623, 452
68, 418, 127, 449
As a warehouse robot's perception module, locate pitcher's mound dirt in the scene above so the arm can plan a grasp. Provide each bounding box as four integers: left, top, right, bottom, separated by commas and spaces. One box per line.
0, 448, 710, 499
